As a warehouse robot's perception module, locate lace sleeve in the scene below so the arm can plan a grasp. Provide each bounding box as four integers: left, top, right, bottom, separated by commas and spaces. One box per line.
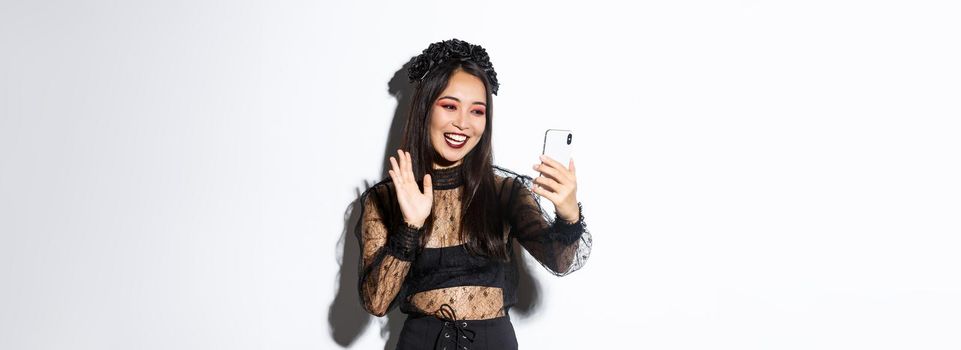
356, 182, 425, 317
496, 167, 592, 276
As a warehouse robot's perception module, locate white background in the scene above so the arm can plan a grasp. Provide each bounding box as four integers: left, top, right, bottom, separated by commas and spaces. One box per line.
2, 0, 960, 349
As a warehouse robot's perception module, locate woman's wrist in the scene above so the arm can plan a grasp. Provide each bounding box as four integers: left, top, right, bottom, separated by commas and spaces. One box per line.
387, 220, 425, 261
551, 202, 586, 244
555, 202, 581, 224
404, 217, 425, 229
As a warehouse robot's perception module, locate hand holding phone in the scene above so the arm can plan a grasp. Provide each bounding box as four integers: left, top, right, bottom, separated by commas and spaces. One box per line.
533, 129, 579, 222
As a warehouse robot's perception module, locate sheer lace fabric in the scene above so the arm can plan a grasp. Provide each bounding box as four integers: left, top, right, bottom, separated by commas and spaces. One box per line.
357, 164, 591, 320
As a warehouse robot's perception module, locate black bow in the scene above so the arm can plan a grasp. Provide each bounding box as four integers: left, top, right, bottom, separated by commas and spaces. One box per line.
434, 304, 476, 350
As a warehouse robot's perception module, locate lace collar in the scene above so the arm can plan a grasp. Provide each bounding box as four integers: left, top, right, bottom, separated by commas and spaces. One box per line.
431, 163, 464, 190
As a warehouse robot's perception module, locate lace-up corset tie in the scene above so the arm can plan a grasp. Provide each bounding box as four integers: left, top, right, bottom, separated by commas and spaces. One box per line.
434, 303, 476, 350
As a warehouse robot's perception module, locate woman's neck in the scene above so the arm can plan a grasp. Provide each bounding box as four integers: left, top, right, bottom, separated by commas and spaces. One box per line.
430, 161, 464, 190
432, 159, 462, 170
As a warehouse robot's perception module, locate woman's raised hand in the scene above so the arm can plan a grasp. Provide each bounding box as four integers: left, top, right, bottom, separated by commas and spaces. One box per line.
532, 155, 580, 223
388, 149, 433, 228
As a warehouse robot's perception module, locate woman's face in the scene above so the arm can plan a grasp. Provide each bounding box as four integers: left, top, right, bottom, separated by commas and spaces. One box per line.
428, 69, 488, 169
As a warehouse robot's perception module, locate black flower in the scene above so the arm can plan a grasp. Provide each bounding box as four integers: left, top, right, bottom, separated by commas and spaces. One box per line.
406, 38, 500, 95
448, 39, 473, 57
407, 56, 433, 82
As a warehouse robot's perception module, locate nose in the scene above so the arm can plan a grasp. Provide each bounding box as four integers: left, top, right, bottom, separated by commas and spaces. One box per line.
453, 110, 470, 130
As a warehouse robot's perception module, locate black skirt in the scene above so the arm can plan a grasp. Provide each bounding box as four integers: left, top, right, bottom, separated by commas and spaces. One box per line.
395, 313, 518, 350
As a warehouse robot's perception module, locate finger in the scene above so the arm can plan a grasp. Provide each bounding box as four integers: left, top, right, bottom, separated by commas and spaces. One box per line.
404, 151, 416, 181
537, 155, 573, 181
569, 157, 576, 177
532, 183, 559, 203
389, 156, 401, 181
533, 175, 563, 194
397, 149, 411, 181
389, 169, 404, 191
539, 154, 570, 172
406, 151, 417, 183
395, 149, 404, 174
422, 173, 432, 194
533, 163, 569, 184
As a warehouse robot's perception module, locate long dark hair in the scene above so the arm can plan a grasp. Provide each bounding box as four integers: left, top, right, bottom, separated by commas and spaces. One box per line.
400, 59, 508, 261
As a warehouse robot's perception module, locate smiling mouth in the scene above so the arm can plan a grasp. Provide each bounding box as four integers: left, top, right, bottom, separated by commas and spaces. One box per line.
444, 133, 468, 148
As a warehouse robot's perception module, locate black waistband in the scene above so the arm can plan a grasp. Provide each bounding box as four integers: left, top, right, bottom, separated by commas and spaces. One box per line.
406, 310, 512, 323
406, 244, 507, 295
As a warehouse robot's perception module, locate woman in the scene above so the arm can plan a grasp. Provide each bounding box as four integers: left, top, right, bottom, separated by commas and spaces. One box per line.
357, 38, 592, 350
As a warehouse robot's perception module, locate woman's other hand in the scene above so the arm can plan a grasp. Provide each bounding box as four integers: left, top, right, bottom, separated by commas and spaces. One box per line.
388, 149, 433, 228
532, 155, 579, 223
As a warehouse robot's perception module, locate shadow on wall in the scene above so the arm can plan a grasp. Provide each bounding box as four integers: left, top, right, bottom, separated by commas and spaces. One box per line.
327, 62, 542, 349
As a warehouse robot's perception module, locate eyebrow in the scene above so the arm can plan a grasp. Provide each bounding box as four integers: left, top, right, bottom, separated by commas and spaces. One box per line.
438, 96, 487, 107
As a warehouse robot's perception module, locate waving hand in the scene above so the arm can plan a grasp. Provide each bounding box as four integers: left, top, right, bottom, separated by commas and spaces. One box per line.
388, 149, 433, 228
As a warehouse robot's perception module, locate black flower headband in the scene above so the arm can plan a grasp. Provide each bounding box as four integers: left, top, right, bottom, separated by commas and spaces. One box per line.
406, 38, 500, 95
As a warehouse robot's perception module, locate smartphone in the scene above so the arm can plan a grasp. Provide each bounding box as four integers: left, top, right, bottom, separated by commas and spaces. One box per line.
542, 129, 573, 169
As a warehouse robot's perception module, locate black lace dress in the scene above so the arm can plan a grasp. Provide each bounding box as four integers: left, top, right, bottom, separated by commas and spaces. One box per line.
356, 163, 592, 348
